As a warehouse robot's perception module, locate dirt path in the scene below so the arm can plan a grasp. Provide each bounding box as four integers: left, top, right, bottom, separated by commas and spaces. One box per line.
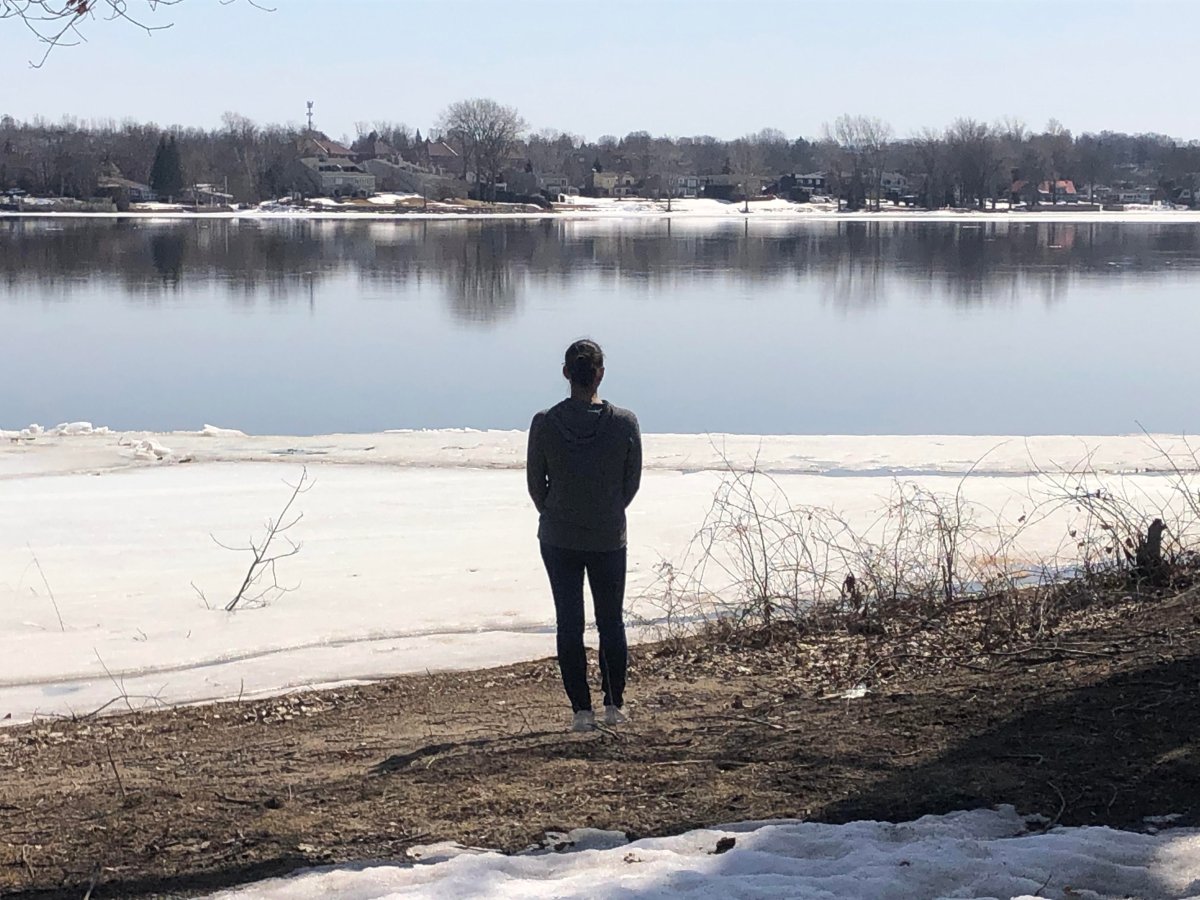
2, 593, 1199, 899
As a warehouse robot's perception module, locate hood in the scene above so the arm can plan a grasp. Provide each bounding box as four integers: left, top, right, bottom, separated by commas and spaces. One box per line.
547, 399, 614, 446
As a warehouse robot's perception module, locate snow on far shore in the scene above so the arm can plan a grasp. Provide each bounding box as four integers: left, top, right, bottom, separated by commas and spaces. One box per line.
2, 195, 1199, 223
208, 806, 1200, 900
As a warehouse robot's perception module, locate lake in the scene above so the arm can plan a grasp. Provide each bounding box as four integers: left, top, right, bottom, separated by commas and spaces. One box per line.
2, 216, 1197, 435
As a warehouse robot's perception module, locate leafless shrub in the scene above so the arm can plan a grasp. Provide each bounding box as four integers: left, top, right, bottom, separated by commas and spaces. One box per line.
632, 440, 1200, 669
196, 467, 312, 612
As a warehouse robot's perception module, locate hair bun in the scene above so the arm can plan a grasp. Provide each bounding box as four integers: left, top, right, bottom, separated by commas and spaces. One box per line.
565, 339, 604, 389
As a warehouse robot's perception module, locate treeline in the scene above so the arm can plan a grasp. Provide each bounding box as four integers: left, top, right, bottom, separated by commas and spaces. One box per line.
2, 107, 1200, 206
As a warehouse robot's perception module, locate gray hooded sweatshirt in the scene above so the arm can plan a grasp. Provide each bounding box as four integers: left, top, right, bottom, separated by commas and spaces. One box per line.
526, 399, 642, 552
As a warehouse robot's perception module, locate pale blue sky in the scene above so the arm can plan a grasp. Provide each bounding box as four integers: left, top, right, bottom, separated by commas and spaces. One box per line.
1, 0, 1195, 143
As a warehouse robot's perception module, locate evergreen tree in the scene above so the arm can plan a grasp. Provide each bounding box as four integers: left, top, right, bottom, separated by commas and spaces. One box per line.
148, 136, 167, 192
149, 134, 184, 199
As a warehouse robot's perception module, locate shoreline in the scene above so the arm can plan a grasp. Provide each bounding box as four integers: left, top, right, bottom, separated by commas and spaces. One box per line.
4, 206, 1200, 225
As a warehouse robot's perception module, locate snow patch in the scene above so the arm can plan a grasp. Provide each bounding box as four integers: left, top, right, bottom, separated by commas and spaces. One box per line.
200, 424, 248, 438
50, 422, 110, 436
131, 438, 173, 461
205, 806, 1200, 899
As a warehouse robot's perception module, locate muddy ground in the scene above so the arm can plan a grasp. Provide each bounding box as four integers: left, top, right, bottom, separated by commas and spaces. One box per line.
2, 589, 1200, 898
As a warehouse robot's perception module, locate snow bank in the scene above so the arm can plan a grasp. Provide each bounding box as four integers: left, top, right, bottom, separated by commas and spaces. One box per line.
207, 807, 1200, 899
0, 429, 1195, 724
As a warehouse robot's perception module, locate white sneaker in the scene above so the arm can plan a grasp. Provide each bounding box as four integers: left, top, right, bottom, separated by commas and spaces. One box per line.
571, 710, 597, 732
604, 705, 628, 726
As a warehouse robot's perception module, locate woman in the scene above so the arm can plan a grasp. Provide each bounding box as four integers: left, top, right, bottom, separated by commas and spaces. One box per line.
526, 339, 642, 732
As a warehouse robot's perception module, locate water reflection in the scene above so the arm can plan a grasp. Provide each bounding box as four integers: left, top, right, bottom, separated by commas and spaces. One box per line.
3, 217, 1199, 435
4, 219, 1200, 319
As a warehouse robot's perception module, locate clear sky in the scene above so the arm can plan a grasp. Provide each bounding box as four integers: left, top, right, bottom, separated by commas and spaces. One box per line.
1, 0, 1196, 143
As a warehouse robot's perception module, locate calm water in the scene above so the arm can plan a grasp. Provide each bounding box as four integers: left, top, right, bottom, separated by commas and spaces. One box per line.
2, 217, 1198, 435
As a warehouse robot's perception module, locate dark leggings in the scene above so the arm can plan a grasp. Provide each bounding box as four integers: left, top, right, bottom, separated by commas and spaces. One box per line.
540, 542, 628, 712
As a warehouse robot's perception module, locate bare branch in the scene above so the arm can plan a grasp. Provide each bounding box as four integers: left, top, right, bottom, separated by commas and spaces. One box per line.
1, 0, 269, 67
25, 544, 65, 632
199, 467, 312, 612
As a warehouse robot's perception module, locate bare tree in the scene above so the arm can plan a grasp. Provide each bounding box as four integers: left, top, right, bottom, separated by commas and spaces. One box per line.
437, 98, 527, 201
2, 0, 269, 67
823, 115, 890, 210
858, 117, 893, 210
945, 118, 997, 210
729, 136, 766, 211
1036, 119, 1076, 205
911, 127, 946, 209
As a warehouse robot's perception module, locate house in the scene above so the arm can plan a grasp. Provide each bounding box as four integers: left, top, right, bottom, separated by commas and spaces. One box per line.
538, 173, 574, 198
298, 133, 376, 197
1172, 186, 1198, 206
94, 163, 156, 203
299, 135, 355, 160
700, 173, 769, 201
1116, 187, 1157, 205
641, 173, 702, 200
795, 171, 829, 193
1011, 179, 1078, 204
180, 183, 234, 206
612, 172, 638, 197
355, 137, 400, 164
879, 171, 908, 195
672, 174, 701, 198
426, 140, 460, 175
300, 158, 376, 197
586, 170, 619, 196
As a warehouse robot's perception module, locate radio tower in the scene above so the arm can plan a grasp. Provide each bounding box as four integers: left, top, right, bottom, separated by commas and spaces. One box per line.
305, 100, 314, 134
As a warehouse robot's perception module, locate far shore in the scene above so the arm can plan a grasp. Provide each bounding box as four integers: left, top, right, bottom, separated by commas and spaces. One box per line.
4, 200, 1200, 225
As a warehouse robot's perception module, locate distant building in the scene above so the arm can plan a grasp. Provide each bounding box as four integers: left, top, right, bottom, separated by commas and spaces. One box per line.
426, 140, 460, 175
1011, 179, 1078, 204
879, 171, 908, 195
700, 173, 769, 201
299, 158, 376, 197
94, 162, 156, 203
1116, 187, 1157, 205
672, 174, 701, 198
795, 171, 829, 193
538, 173, 573, 197
612, 172, 637, 197
299, 135, 356, 160
181, 183, 234, 206
586, 170, 619, 196
298, 133, 376, 197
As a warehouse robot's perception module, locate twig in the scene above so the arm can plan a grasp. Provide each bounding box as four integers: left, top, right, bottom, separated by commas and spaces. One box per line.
210, 467, 312, 612
82, 865, 100, 900
215, 791, 261, 807
191, 581, 212, 610
27, 545, 65, 632
1046, 780, 1067, 826
106, 744, 127, 802
706, 713, 785, 731
94, 649, 134, 712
